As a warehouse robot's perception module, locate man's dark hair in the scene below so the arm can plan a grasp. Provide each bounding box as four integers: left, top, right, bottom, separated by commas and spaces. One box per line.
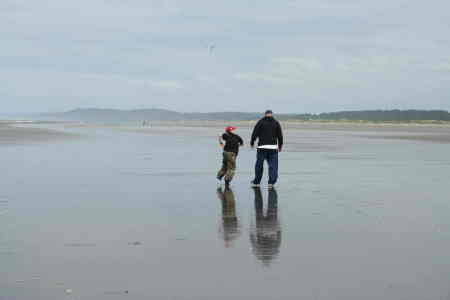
265, 110, 273, 115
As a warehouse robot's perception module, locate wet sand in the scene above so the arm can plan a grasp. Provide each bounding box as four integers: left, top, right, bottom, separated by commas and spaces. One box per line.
68, 120, 450, 143
361, 134, 450, 143
1, 122, 450, 299
0, 122, 79, 146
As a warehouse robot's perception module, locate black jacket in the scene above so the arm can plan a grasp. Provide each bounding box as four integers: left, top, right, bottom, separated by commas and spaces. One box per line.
221, 132, 244, 154
250, 117, 283, 149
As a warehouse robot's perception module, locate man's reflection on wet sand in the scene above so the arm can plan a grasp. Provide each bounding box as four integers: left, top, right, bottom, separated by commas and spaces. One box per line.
250, 187, 282, 266
216, 187, 241, 248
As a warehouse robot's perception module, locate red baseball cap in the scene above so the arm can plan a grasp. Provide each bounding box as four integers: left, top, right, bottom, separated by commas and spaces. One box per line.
225, 126, 236, 132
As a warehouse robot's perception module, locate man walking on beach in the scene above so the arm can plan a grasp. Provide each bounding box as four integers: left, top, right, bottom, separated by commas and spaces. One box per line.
250, 110, 283, 189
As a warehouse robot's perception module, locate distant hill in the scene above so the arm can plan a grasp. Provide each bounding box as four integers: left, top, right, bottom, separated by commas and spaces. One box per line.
39, 108, 450, 123
42, 108, 184, 122
39, 108, 260, 122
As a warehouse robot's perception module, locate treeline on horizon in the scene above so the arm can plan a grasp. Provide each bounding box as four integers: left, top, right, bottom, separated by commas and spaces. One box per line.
44, 108, 450, 122
286, 110, 450, 122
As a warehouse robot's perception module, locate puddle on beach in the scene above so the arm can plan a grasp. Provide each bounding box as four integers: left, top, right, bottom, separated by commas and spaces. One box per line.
360, 133, 450, 143
1, 124, 450, 299
64, 243, 97, 248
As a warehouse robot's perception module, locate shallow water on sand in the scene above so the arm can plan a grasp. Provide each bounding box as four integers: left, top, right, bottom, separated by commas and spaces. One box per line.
1, 124, 450, 300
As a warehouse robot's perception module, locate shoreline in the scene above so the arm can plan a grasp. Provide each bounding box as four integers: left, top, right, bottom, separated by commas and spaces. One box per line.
3, 119, 450, 127
3, 119, 450, 136
46, 119, 450, 128
0, 121, 79, 145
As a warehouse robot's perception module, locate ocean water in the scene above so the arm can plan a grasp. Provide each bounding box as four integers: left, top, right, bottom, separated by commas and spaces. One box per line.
1, 123, 450, 300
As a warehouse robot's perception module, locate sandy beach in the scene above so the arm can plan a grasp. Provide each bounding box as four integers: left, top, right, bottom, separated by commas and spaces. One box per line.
2, 121, 450, 300
0, 121, 79, 146
63, 120, 450, 144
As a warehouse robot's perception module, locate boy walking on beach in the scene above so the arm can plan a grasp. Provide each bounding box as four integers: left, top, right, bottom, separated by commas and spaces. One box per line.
217, 126, 244, 186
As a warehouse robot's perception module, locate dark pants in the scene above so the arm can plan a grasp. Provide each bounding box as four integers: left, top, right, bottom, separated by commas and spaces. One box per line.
251, 187, 281, 263
217, 151, 237, 182
253, 149, 278, 185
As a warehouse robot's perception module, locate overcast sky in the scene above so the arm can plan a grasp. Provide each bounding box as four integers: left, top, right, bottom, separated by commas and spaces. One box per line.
1, 0, 449, 113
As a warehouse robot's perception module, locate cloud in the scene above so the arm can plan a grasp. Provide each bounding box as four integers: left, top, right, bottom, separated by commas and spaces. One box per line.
1, 0, 450, 113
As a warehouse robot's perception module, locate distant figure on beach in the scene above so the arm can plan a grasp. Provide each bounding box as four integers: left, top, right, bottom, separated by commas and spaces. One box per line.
250, 110, 284, 188
250, 187, 281, 265
217, 126, 244, 186
216, 186, 241, 248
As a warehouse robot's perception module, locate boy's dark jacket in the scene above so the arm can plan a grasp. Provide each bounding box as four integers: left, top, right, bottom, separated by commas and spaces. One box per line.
250, 116, 283, 149
222, 132, 244, 154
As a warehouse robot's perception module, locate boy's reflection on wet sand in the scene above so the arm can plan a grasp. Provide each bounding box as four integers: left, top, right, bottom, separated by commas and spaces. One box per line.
217, 187, 241, 248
